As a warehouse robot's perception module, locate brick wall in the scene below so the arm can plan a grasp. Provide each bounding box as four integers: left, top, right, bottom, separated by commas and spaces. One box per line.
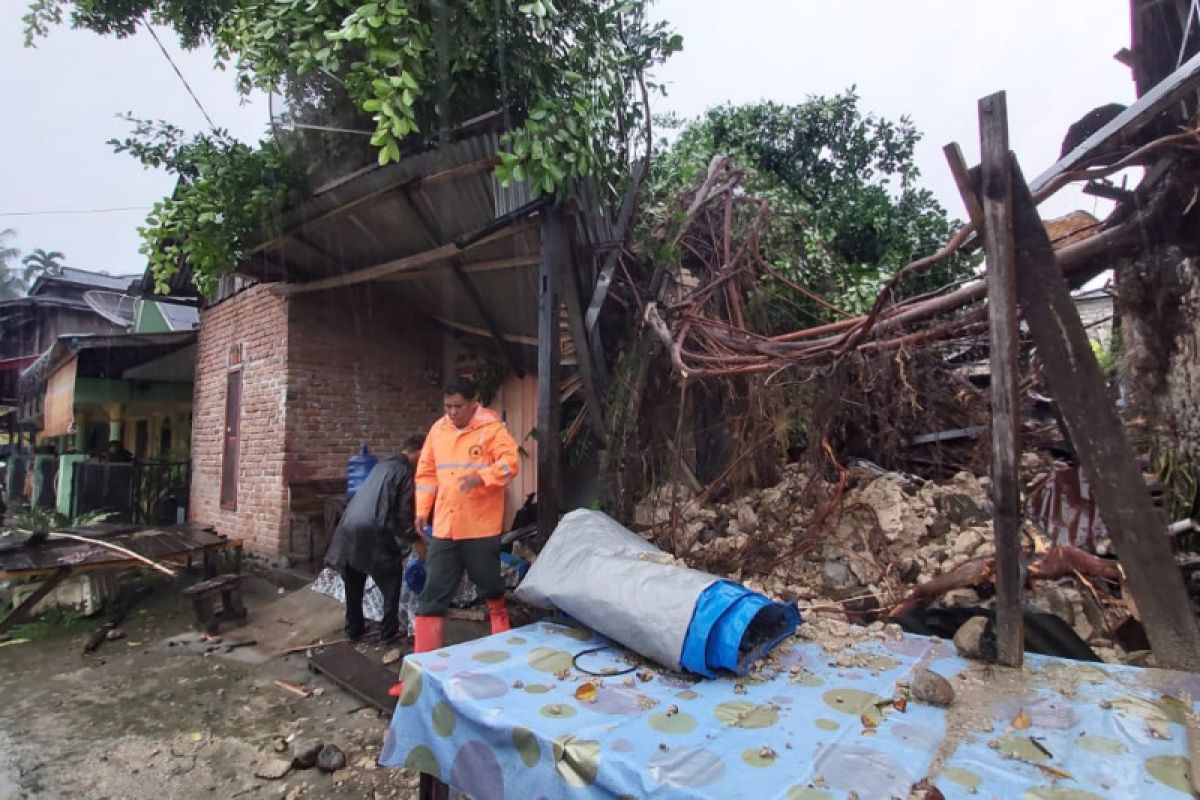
284, 285, 443, 485
191, 283, 444, 558
190, 284, 290, 554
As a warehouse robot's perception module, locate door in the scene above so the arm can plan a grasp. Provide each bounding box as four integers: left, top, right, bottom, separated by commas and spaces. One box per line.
220, 369, 241, 510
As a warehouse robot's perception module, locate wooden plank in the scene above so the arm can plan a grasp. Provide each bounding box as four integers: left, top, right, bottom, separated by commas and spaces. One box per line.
1009, 154, 1200, 671
0, 567, 70, 636
584, 159, 647, 333
977, 92, 1024, 669
537, 209, 565, 541
307, 642, 398, 713
559, 231, 608, 444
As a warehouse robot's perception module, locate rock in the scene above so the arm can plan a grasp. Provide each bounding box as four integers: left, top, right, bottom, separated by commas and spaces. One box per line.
952, 528, 984, 558
271, 737, 288, 753
291, 738, 324, 769
317, 744, 347, 772
105, 628, 126, 641
356, 755, 377, 771
820, 561, 860, 595
380, 648, 402, 666
942, 588, 980, 608
910, 668, 955, 707
938, 494, 989, 527
898, 559, 921, 584
953, 616, 993, 661
255, 759, 292, 780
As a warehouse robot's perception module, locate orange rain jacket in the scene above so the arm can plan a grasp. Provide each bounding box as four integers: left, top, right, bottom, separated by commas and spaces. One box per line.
414, 407, 521, 540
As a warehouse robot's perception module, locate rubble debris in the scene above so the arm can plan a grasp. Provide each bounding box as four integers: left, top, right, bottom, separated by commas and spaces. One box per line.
316, 744, 346, 772
274, 680, 312, 699
381, 649, 401, 666
909, 668, 955, 708
953, 616, 991, 661
254, 758, 292, 780
290, 738, 323, 769
638, 464, 1135, 664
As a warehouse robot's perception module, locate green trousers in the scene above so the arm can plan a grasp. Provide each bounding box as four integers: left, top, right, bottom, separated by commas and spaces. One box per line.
415, 535, 504, 616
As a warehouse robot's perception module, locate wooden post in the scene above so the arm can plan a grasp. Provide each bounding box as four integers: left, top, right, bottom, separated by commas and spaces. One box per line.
558, 234, 607, 446
978, 92, 1025, 668
537, 209, 565, 541
1007, 154, 1200, 671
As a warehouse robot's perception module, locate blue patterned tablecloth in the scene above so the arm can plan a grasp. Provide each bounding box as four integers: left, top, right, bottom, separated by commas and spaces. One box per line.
381, 621, 1200, 799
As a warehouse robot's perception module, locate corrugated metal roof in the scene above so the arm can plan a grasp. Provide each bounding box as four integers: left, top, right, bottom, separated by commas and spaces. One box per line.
246, 128, 618, 343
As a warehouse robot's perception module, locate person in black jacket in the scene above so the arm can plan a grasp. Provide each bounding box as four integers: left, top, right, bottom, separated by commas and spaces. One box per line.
325, 435, 425, 643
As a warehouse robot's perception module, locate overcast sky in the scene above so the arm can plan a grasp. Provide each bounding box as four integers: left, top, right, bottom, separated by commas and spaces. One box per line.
0, 1, 1133, 274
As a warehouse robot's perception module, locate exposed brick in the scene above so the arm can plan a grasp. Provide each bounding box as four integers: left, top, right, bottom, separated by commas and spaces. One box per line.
190, 283, 443, 557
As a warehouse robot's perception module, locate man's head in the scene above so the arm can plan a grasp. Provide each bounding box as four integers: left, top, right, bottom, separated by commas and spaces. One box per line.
443, 376, 480, 429
401, 434, 425, 465
106, 440, 122, 454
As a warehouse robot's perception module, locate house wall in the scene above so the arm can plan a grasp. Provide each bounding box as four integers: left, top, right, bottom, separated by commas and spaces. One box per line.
190, 283, 445, 559
284, 286, 443, 486
190, 285, 290, 555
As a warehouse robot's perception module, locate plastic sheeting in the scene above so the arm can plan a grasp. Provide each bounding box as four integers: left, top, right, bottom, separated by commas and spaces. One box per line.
381, 620, 1200, 799
515, 509, 798, 676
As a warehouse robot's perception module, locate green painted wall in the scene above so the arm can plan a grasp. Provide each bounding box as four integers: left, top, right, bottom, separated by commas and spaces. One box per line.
134, 301, 171, 334
75, 378, 193, 405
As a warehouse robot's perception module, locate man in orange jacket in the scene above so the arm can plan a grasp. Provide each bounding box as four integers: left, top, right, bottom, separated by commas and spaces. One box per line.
388, 377, 520, 696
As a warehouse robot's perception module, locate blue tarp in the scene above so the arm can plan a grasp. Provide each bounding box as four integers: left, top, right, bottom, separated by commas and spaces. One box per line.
681, 581, 800, 677
382, 620, 1200, 799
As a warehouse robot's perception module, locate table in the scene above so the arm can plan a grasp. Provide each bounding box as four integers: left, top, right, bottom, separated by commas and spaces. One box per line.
0, 526, 242, 635
381, 620, 1200, 799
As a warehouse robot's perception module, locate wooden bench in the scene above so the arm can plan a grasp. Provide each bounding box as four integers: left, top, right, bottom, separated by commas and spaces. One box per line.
181, 573, 247, 634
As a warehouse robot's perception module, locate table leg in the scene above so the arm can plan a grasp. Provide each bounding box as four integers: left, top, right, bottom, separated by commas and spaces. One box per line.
418, 773, 449, 800
0, 567, 71, 637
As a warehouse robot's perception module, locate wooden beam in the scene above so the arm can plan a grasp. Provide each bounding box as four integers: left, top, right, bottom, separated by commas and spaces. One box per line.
271, 217, 537, 296
1030, 49, 1200, 193
584, 159, 646, 333
450, 260, 526, 378
943, 142, 985, 234
559, 230, 608, 445
1009, 153, 1200, 672
977, 92, 1024, 668
537, 208, 565, 541
432, 316, 536, 346
379, 256, 539, 282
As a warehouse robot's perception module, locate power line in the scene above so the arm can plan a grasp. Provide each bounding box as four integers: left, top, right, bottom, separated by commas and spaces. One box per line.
143, 22, 218, 130
0, 206, 151, 218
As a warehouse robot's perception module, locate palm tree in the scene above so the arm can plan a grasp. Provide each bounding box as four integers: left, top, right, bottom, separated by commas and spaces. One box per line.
21, 248, 65, 283
0, 229, 25, 300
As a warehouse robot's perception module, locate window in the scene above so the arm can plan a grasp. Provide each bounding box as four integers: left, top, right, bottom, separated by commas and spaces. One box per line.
220, 368, 242, 510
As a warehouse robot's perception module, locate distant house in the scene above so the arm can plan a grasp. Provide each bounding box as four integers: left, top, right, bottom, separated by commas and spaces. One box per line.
3, 268, 200, 519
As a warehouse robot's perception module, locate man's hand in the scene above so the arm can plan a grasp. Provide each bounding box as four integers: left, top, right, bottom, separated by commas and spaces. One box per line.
458, 472, 483, 493
413, 538, 428, 561
415, 515, 428, 535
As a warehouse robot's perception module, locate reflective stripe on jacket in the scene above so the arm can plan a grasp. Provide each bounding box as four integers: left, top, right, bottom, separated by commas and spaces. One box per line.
414, 407, 520, 540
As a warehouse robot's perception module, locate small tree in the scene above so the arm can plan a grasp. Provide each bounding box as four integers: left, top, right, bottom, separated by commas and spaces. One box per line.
21, 248, 65, 283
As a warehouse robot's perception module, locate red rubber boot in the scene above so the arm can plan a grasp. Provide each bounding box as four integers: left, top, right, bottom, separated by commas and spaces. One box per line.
387, 615, 445, 698
486, 597, 511, 635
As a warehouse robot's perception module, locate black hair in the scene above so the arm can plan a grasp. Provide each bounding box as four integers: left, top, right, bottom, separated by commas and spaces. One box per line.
443, 376, 478, 400
402, 434, 425, 452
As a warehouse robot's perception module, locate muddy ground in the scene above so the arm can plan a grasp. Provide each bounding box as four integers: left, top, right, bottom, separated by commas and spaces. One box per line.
0, 570, 457, 800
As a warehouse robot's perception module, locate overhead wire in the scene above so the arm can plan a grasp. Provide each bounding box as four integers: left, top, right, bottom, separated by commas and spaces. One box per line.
0, 206, 151, 218
142, 21, 218, 130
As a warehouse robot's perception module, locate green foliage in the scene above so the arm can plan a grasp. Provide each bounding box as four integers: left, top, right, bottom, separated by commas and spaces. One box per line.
653, 92, 974, 329
109, 116, 300, 297
12, 508, 116, 534
1090, 327, 1122, 377
27, 0, 680, 294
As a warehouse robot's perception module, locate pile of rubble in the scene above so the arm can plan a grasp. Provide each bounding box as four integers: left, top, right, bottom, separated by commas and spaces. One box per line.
634, 461, 1131, 664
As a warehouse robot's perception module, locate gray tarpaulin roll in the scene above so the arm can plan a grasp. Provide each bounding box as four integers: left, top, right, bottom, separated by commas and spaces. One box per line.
515, 509, 799, 675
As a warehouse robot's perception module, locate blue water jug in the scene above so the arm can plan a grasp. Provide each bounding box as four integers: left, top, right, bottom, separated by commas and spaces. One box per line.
346, 442, 378, 498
